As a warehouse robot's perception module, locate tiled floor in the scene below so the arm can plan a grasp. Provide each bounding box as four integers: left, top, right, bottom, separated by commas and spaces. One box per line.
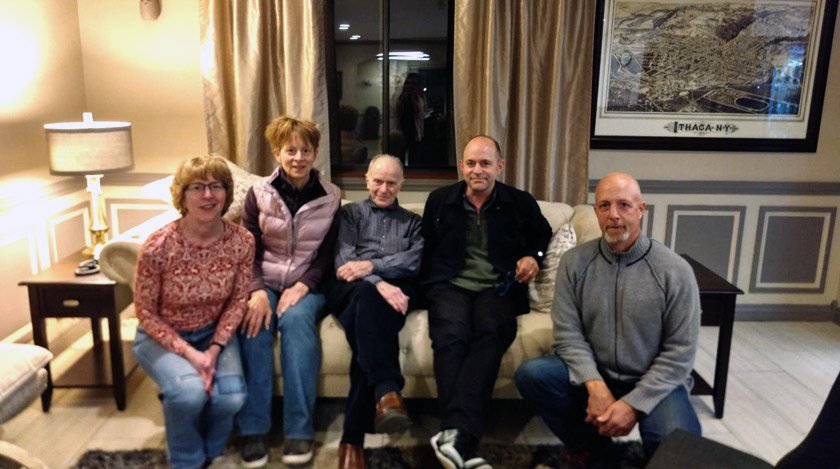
2, 321, 838, 468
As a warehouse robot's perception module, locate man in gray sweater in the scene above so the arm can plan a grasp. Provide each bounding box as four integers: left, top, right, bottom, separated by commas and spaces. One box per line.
515, 172, 701, 462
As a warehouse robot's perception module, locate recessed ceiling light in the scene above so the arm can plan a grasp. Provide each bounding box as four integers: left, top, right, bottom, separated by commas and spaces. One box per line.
376, 51, 430, 61
338, 23, 350, 30
350, 35, 361, 40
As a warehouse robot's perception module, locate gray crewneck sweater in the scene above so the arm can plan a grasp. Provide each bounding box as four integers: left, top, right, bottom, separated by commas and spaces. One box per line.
551, 235, 701, 414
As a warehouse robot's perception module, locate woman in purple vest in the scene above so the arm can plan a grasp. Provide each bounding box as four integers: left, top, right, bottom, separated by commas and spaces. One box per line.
234, 116, 341, 467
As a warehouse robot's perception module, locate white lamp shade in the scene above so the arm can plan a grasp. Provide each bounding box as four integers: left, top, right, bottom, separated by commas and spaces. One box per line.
44, 118, 134, 175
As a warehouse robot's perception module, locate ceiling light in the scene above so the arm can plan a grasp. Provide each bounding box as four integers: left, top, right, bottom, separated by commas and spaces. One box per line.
338, 23, 350, 30
350, 35, 360, 40
376, 51, 430, 61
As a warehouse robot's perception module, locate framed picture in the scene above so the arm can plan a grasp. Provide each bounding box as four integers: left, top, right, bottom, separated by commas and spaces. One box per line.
590, 0, 838, 152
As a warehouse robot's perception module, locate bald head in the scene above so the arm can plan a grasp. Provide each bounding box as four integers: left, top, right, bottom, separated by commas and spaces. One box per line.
596, 173, 643, 201
461, 135, 504, 197
367, 154, 404, 181
594, 172, 646, 252
366, 154, 403, 208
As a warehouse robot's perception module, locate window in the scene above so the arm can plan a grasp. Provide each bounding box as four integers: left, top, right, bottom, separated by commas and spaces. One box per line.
328, 0, 456, 172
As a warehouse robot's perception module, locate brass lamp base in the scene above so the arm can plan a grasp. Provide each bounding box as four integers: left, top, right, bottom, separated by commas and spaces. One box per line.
84, 175, 110, 260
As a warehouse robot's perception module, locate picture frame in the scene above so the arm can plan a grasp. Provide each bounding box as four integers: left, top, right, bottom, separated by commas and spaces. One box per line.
590, 0, 838, 152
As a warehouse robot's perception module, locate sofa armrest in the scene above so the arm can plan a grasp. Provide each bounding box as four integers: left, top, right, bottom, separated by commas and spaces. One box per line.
99, 208, 179, 288
99, 240, 142, 287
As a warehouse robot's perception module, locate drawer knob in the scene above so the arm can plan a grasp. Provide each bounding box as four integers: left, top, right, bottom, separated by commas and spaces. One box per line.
62, 299, 80, 308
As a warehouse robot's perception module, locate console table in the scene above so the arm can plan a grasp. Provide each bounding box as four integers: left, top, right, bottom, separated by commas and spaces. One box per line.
19, 252, 135, 411
683, 255, 743, 419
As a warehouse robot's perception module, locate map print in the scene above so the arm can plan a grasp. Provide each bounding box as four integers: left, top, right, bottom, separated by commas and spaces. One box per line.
605, 1, 816, 116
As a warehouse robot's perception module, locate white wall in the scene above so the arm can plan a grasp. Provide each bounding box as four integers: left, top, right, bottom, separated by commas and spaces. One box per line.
76, 0, 206, 174
0, 1, 86, 179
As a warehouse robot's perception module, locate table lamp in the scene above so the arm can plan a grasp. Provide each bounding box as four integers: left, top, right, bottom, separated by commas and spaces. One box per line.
44, 112, 134, 260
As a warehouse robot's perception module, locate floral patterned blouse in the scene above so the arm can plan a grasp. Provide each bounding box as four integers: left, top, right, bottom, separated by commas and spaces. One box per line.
134, 219, 255, 355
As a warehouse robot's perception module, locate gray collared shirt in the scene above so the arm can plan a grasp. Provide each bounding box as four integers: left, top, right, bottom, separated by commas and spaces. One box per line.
334, 198, 423, 284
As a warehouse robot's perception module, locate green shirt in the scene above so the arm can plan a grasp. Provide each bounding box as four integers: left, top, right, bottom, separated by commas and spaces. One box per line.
450, 195, 500, 291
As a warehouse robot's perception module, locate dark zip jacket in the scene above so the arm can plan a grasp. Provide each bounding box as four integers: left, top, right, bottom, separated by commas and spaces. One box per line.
420, 180, 552, 314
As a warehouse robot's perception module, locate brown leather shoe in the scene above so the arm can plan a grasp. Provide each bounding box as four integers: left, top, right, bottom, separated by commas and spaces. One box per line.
338, 443, 365, 469
374, 391, 411, 433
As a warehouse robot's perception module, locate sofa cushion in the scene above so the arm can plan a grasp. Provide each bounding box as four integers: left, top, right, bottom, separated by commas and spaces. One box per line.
529, 223, 576, 313
571, 204, 601, 244
536, 200, 575, 231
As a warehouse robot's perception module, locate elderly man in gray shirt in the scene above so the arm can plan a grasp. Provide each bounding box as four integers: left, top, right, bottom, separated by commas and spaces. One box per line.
515, 172, 701, 464
323, 155, 423, 469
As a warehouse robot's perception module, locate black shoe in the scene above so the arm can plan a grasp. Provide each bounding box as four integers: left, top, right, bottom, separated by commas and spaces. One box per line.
240, 435, 268, 468
282, 438, 314, 465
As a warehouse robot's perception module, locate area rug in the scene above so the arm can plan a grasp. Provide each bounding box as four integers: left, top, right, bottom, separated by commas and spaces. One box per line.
73, 442, 645, 468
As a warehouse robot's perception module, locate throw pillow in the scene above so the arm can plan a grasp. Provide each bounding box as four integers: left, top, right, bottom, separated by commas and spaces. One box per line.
223, 159, 263, 224
529, 223, 576, 313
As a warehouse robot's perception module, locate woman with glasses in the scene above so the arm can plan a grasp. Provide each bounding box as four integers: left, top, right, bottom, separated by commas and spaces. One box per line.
131, 155, 255, 469
235, 116, 341, 468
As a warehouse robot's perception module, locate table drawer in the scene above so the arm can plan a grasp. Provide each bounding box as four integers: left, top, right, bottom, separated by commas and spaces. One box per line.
40, 287, 110, 317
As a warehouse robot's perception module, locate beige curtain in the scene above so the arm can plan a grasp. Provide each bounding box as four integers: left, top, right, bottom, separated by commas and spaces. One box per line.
200, 0, 331, 178
454, 1, 594, 203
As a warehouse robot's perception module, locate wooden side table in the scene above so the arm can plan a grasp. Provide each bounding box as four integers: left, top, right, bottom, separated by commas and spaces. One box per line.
683, 255, 744, 419
19, 252, 134, 411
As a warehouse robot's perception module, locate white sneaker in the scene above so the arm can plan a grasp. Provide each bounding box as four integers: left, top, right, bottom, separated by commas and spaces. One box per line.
464, 456, 493, 469
431, 429, 463, 469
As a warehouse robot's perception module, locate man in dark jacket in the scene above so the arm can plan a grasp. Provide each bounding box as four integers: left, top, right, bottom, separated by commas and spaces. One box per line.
422, 135, 551, 469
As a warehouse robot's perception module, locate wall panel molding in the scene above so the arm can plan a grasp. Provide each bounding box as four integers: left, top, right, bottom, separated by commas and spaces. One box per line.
589, 180, 840, 196
665, 205, 745, 283
0, 233, 40, 340
750, 206, 836, 293
48, 203, 88, 263
106, 199, 171, 237
0, 178, 81, 213
644, 204, 654, 238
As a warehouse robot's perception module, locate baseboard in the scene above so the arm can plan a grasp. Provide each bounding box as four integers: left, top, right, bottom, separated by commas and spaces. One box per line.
735, 303, 836, 321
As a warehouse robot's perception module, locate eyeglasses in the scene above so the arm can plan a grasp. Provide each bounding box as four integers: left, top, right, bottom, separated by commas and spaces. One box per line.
495, 270, 517, 296
185, 182, 226, 194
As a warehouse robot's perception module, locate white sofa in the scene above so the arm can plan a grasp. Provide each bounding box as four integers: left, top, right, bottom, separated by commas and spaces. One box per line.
100, 162, 601, 399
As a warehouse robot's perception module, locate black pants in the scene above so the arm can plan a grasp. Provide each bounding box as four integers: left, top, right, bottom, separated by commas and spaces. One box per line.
426, 283, 518, 442
324, 279, 415, 445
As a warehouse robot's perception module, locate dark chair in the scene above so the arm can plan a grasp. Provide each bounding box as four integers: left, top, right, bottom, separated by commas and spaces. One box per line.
775, 371, 840, 469
645, 429, 773, 469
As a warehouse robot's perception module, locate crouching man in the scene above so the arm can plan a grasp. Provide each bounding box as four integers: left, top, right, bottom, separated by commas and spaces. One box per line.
515, 172, 702, 464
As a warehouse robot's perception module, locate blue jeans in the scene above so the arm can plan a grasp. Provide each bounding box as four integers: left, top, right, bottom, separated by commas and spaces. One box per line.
236, 289, 325, 440
133, 324, 246, 469
515, 355, 701, 457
